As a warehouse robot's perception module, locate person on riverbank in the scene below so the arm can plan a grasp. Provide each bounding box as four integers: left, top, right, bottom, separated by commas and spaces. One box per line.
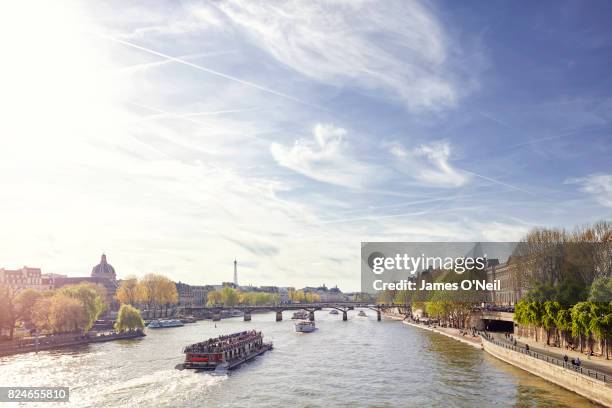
525, 344, 529, 352
563, 355, 568, 363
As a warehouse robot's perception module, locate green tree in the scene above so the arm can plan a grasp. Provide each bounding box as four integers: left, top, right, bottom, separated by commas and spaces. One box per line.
588, 302, 612, 359
542, 301, 561, 345
58, 283, 107, 331
588, 276, 612, 302
555, 308, 572, 348
571, 301, 593, 353
221, 287, 238, 307
115, 304, 145, 332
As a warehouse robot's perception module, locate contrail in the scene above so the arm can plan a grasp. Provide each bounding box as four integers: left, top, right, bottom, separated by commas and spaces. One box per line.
127, 102, 268, 144
461, 169, 534, 195
115, 50, 239, 74
95, 32, 324, 110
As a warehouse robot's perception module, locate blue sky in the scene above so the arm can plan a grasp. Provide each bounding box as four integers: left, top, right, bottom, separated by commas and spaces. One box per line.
0, 0, 610, 290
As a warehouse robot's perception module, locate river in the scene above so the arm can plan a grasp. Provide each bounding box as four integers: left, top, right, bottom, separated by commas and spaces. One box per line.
0, 310, 597, 407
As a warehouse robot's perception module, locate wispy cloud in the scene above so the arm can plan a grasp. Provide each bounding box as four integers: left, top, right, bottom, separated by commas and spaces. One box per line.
565, 174, 612, 208
216, 0, 462, 111
390, 141, 471, 187
270, 123, 378, 188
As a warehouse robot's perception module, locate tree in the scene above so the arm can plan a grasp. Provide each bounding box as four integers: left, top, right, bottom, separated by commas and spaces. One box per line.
115, 304, 145, 332
115, 276, 139, 306
15, 288, 43, 328
49, 294, 89, 333
221, 287, 238, 307
32, 296, 53, 334
515, 300, 543, 341
0, 283, 18, 339
58, 283, 107, 331
588, 302, 612, 359
555, 308, 572, 348
571, 301, 593, 353
160, 278, 178, 317
207, 290, 222, 306
589, 276, 612, 302
542, 301, 561, 345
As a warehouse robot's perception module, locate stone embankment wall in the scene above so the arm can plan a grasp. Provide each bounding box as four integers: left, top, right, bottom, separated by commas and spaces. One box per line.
483, 338, 612, 407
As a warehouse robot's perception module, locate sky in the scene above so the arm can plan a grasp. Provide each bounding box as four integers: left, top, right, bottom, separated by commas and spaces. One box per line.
0, 0, 611, 291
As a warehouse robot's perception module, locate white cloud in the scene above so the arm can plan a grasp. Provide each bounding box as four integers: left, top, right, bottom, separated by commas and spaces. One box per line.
390, 141, 471, 187
565, 174, 612, 208
217, 0, 458, 110
270, 124, 375, 188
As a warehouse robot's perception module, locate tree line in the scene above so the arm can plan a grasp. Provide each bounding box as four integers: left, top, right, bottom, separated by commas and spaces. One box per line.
205, 287, 321, 307
115, 274, 178, 318
514, 276, 612, 358
0, 282, 107, 339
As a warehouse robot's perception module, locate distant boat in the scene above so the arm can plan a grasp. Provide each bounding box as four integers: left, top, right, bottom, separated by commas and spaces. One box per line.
329, 309, 339, 315
294, 320, 316, 333
291, 311, 309, 320
148, 319, 185, 329
230, 310, 243, 317
357, 311, 367, 317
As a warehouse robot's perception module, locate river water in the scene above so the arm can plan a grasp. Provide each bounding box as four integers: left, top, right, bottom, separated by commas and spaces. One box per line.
0, 310, 598, 407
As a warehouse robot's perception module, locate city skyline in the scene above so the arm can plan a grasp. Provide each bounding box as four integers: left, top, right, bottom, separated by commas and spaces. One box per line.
1, 1, 611, 291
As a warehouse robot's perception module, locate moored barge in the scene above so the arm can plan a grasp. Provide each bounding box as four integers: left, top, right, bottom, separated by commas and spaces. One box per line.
178, 330, 272, 372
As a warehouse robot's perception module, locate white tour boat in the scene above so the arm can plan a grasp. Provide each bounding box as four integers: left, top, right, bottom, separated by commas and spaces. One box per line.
294, 320, 316, 333
148, 319, 185, 329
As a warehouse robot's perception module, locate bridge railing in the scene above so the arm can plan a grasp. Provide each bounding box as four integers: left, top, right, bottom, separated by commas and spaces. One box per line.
481, 335, 610, 384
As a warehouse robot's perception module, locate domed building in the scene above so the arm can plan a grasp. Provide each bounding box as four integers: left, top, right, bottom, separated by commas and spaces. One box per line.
91, 253, 116, 281
53, 253, 118, 310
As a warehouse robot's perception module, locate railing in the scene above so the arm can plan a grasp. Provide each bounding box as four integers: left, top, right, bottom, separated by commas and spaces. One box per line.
481, 335, 610, 384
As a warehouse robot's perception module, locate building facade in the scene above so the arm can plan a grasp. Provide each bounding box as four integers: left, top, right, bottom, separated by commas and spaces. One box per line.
0, 267, 48, 292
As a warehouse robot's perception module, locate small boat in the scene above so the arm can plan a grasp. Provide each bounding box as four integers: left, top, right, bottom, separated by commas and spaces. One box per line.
291, 311, 309, 320
329, 309, 339, 315
294, 320, 316, 333
148, 319, 185, 329
357, 311, 367, 317
230, 310, 243, 317
180, 316, 197, 324
178, 330, 272, 371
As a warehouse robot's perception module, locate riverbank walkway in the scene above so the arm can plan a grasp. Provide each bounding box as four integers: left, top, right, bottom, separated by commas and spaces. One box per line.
494, 333, 612, 376
401, 320, 482, 349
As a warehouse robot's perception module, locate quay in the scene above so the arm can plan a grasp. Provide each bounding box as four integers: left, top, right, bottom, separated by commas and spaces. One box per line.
482, 335, 612, 407
0, 330, 145, 357
384, 310, 612, 407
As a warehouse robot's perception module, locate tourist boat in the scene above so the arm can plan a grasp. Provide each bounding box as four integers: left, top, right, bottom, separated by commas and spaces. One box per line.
357, 311, 367, 317
291, 311, 309, 320
294, 320, 316, 333
148, 319, 185, 329
179, 330, 272, 372
329, 309, 339, 315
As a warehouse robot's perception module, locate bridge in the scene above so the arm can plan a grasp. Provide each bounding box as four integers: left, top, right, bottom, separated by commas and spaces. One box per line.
178, 302, 411, 322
